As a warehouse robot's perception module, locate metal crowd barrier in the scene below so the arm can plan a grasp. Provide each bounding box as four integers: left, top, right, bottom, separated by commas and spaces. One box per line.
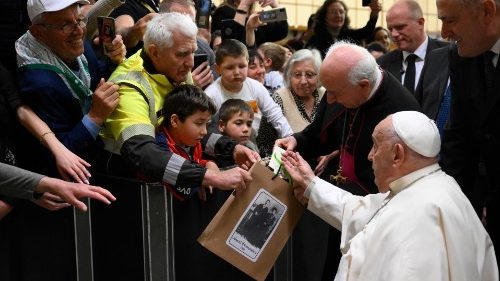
73, 173, 291, 281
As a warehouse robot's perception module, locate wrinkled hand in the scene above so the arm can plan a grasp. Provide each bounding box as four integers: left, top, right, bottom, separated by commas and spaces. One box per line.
275, 136, 297, 151
314, 149, 339, 176
33, 192, 71, 211
192, 61, 214, 89
233, 144, 260, 169
104, 34, 127, 64
37, 177, 116, 212
281, 151, 314, 205
0, 200, 13, 220
88, 78, 120, 125
53, 142, 91, 184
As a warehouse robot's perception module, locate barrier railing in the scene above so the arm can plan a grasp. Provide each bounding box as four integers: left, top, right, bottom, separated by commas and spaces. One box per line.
74, 173, 291, 281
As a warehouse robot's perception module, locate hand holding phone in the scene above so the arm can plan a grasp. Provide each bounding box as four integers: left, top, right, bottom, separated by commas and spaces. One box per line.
193, 53, 208, 70
98, 16, 116, 55
259, 7, 287, 23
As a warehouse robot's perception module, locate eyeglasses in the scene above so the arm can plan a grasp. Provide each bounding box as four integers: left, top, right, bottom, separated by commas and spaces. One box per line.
292, 71, 317, 80
37, 18, 87, 34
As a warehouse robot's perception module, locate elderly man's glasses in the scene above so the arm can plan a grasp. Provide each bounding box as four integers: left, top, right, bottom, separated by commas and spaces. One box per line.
292, 71, 317, 80
37, 18, 87, 34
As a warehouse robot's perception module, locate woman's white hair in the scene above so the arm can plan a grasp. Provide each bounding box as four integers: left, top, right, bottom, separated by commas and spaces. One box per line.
143, 12, 197, 52
327, 41, 378, 86
283, 48, 322, 89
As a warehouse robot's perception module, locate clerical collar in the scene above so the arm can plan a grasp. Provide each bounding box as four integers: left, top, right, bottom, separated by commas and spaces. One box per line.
367, 68, 383, 100
389, 163, 441, 195
403, 36, 428, 63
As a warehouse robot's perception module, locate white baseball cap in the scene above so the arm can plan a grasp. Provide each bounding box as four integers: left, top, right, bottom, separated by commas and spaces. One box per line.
27, 0, 90, 21
392, 111, 441, 157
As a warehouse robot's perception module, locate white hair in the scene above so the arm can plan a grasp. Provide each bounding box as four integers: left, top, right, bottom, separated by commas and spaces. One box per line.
283, 48, 322, 88
326, 41, 378, 86
143, 12, 197, 51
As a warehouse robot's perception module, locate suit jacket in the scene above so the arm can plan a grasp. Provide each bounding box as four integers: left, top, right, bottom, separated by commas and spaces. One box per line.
415, 45, 451, 120
294, 71, 421, 195
377, 37, 448, 92
441, 44, 500, 214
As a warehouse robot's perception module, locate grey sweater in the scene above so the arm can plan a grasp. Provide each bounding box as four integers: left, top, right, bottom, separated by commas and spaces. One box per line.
0, 162, 43, 200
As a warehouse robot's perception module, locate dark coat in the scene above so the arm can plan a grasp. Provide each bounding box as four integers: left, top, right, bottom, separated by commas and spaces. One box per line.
415, 45, 451, 120
294, 71, 421, 195
440, 44, 500, 244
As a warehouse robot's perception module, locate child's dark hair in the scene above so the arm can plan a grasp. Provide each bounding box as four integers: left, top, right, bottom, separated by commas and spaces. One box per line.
162, 84, 216, 128
248, 48, 264, 65
215, 39, 249, 65
218, 99, 254, 123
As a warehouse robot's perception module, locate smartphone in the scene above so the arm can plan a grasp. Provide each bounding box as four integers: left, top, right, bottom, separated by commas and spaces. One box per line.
195, 0, 212, 29
98, 16, 116, 55
259, 7, 287, 24
193, 53, 208, 70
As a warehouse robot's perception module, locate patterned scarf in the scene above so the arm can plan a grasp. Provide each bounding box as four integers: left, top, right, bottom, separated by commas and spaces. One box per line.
16, 31, 93, 113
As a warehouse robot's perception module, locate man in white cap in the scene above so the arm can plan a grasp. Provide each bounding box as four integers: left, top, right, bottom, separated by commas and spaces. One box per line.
2, 0, 125, 280
281, 111, 498, 281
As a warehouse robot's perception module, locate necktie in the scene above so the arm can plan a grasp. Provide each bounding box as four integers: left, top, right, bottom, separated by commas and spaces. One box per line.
436, 84, 451, 137
403, 54, 417, 94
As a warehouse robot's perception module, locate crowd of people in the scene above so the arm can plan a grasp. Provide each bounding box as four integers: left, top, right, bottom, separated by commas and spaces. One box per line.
0, 0, 499, 280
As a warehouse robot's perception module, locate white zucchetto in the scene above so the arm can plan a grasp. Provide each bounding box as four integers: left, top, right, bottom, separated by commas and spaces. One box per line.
392, 111, 441, 157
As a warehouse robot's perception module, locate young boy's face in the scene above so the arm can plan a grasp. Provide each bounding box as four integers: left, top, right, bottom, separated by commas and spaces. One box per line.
219, 111, 253, 144
216, 55, 248, 92
170, 110, 211, 147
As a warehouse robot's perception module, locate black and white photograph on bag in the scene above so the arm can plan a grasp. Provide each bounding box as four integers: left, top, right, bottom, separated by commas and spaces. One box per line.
226, 189, 286, 262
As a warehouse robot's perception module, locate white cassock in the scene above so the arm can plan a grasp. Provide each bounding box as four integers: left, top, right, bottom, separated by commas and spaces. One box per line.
305, 163, 498, 281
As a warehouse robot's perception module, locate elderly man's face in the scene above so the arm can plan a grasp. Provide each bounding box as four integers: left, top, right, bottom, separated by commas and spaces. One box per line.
368, 117, 397, 192
437, 0, 492, 57
386, 3, 425, 52
320, 68, 368, 108
155, 32, 197, 83
32, 4, 85, 64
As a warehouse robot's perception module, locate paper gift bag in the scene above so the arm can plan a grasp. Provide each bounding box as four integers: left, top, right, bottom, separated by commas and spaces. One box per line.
198, 161, 304, 281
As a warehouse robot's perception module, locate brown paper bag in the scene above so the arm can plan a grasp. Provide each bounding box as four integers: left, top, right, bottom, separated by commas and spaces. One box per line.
198, 161, 305, 281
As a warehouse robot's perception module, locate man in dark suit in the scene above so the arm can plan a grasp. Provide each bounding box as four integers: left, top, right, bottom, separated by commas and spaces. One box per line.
436, 0, 500, 262
414, 45, 451, 134
377, 0, 448, 94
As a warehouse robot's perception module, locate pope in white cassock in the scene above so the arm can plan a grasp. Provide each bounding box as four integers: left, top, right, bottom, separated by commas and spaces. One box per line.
281, 111, 498, 281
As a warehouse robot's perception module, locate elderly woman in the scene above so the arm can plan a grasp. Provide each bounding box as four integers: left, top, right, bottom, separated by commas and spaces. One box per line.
257, 48, 324, 156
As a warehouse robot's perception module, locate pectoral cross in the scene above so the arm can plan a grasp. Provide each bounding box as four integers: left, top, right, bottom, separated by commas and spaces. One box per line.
330, 167, 347, 185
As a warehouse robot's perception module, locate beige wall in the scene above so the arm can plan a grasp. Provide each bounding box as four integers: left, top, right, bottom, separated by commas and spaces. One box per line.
212, 0, 442, 36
